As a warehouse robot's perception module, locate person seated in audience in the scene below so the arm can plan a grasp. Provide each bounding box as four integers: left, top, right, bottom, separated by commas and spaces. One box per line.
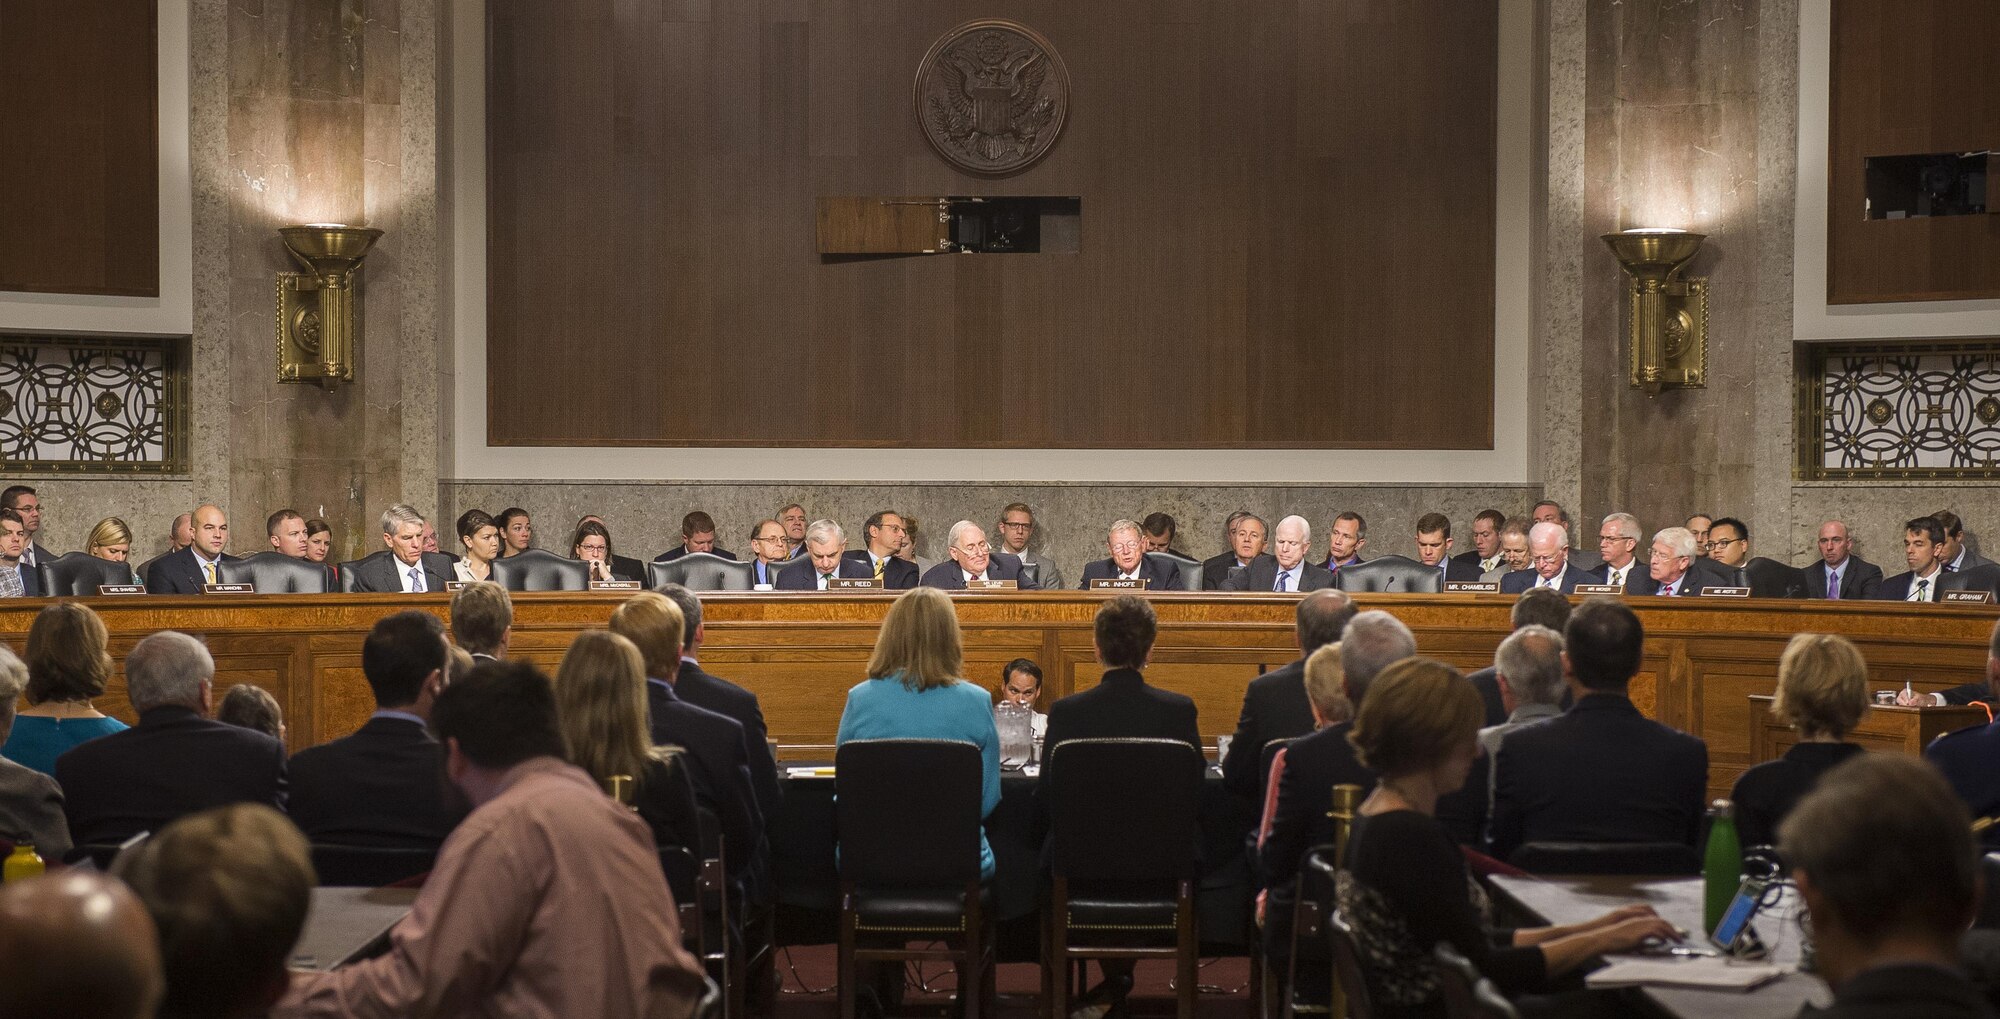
0, 509, 30, 598
1223, 514, 1335, 592
58, 631, 287, 847
1201, 510, 1267, 590
0, 485, 51, 586
116, 804, 312, 1019
1141, 511, 1192, 559
1222, 589, 1356, 802
1685, 513, 1713, 555
1476, 625, 1565, 810
843, 510, 919, 588
451, 581, 512, 661
0, 870, 162, 1019
568, 519, 624, 582
1487, 598, 1708, 862
998, 657, 1048, 741
1645, 526, 1704, 596
1731, 633, 1868, 851
216, 684, 284, 744
1079, 518, 1180, 589
1874, 515, 1949, 602
1339, 658, 1676, 1018
554, 630, 698, 850
1531, 499, 1602, 571
86, 516, 142, 583
746, 518, 790, 586
1481, 517, 1532, 582
610, 592, 767, 899
275, 660, 707, 1017
144, 504, 235, 595
348, 504, 455, 593
303, 517, 332, 563
995, 501, 1064, 589
1452, 508, 1507, 576
1465, 588, 1573, 726
452, 508, 499, 582
267, 508, 309, 559
1780, 754, 1992, 1018
1591, 512, 1653, 592
779, 502, 809, 557
651, 583, 784, 827
1037, 594, 1202, 1011
1498, 522, 1594, 593
920, 520, 1038, 589
776, 518, 861, 590
1417, 512, 1485, 584
0, 645, 71, 862
1925, 620, 2000, 845
1256, 641, 1351, 996
1808, 519, 1884, 600
656, 509, 737, 562
495, 506, 533, 557
1323, 511, 1368, 573
1935, 509, 1991, 574
1, 602, 127, 775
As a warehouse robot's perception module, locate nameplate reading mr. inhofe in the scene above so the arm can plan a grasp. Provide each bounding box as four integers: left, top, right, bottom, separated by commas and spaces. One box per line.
1089, 578, 1144, 590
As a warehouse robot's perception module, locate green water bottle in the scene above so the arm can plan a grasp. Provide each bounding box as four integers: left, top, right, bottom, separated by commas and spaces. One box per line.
1702, 799, 1741, 933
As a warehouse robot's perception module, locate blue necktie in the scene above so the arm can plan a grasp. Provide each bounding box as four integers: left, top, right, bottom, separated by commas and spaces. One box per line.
1274, 570, 1290, 592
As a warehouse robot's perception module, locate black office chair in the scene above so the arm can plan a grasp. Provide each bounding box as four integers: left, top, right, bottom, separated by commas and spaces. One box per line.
1146, 552, 1205, 591
309, 844, 438, 887
336, 550, 391, 593
834, 738, 993, 1019
1743, 557, 1807, 599
1977, 853, 2000, 928
489, 548, 590, 591
1280, 844, 1343, 1019
1507, 841, 1701, 876
1335, 555, 1442, 593
218, 551, 336, 593
36, 552, 137, 595
1687, 557, 1749, 593
1045, 737, 1206, 1019
1433, 942, 1520, 1019
1943, 564, 2000, 600
649, 553, 754, 592
1320, 893, 1375, 1019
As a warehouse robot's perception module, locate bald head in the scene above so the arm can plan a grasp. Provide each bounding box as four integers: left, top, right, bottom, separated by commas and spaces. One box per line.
0, 871, 163, 1019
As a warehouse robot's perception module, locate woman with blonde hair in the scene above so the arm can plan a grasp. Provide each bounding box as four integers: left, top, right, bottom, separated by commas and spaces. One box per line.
553, 629, 695, 850
1730, 632, 1870, 849
0, 602, 127, 775
84, 517, 142, 583
834, 586, 1000, 876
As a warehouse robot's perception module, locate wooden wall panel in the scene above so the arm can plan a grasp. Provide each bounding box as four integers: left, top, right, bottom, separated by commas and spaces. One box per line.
1827, 1, 2000, 303
0, 0, 158, 296
485, 0, 1496, 448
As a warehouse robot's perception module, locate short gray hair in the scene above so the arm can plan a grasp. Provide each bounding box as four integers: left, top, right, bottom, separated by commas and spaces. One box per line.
1601, 512, 1640, 540
1340, 610, 1417, 702
379, 503, 425, 536
1527, 520, 1568, 549
655, 583, 703, 637
1108, 519, 1142, 540
126, 631, 214, 712
946, 520, 981, 550
1275, 514, 1312, 546
1495, 625, 1565, 705
1653, 526, 1697, 559
805, 518, 844, 547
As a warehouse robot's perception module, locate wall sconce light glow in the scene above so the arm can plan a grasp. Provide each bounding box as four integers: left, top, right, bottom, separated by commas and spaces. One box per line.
275, 225, 383, 390
1602, 229, 1709, 397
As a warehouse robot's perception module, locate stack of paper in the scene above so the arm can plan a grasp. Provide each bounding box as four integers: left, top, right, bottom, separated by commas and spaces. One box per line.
1584, 957, 1787, 992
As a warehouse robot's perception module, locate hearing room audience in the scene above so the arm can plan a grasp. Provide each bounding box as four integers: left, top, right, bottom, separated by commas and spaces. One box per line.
1730, 632, 1869, 851
1, 601, 126, 776
0, 644, 71, 862
215, 683, 285, 743
0, 870, 162, 1019
554, 629, 699, 850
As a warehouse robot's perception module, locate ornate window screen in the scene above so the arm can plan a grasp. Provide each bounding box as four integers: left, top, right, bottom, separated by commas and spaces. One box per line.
0, 334, 189, 473
1797, 340, 2000, 480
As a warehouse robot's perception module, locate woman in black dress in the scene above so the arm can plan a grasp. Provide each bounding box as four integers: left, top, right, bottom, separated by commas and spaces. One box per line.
1730, 632, 1869, 851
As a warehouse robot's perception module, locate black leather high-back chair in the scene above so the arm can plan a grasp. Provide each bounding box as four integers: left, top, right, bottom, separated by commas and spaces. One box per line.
309, 844, 438, 887
489, 548, 590, 591
1335, 555, 1442, 593
1320, 889, 1375, 1019
833, 738, 992, 1019
1979, 853, 2000, 929
1508, 840, 1700, 876
1146, 552, 1204, 591
1743, 557, 1807, 599
336, 550, 391, 593
1433, 942, 1520, 1019
218, 551, 336, 593
1045, 737, 1206, 1019
1944, 564, 2000, 600
649, 553, 754, 592
1687, 557, 1748, 593
36, 552, 137, 596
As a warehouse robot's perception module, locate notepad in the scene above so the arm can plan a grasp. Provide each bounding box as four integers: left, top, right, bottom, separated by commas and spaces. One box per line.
1584, 957, 1787, 991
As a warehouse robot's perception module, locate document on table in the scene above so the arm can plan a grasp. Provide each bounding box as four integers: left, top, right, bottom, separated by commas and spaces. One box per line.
1584, 957, 1788, 991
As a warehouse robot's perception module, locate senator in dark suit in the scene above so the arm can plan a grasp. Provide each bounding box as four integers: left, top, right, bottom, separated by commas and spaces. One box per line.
919, 524, 1039, 590
348, 550, 456, 593
1200, 512, 1269, 590
654, 545, 738, 563
286, 611, 467, 849
1497, 563, 1596, 594
142, 545, 239, 595
1873, 568, 1947, 603
1221, 554, 1337, 592
775, 554, 875, 590
1078, 555, 1179, 590
1806, 553, 1882, 599
841, 549, 918, 589
56, 632, 287, 848
1487, 599, 1708, 863
1220, 590, 1354, 801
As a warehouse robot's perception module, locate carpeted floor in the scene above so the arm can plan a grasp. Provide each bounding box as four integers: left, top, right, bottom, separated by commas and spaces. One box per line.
771, 947, 1253, 1019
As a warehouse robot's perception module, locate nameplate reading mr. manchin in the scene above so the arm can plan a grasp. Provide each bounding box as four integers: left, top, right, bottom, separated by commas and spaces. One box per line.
1089, 579, 1144, 591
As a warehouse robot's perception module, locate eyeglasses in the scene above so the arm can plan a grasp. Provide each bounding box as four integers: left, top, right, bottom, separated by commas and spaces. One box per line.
753, 534, 786, 543
955, 541, 991, 554
1109, 541, 1143, 554
998, 520, 1033, 530
1709, 537, 1744, 548
1598, 534, 1635, 544
1529, 554, 1563, 565
577, 542, 607, 553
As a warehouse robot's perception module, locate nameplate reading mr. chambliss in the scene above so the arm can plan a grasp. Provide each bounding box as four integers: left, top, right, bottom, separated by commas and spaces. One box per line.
1944, 590, 1995, 604
589, 580, 642, 592
964, 579, 1018, 590
1573, 584, 1623, 595
1089, 578, 1144, 591
96, 584, 144, 595
827, 578, 879, 591
1443, 581, 1498, 593
1700, 586, 1751, 598
203, 583, 255, 594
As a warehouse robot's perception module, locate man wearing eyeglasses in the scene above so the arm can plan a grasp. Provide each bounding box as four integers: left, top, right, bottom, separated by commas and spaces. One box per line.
1078, 519, 1180, 590
839, 511, 918, 589
1498, 522, 1595, 594
994, 502, 1063, 589
746, 519, 792, 587
1591, 512, 1656, 594
920, 521, 1038, 590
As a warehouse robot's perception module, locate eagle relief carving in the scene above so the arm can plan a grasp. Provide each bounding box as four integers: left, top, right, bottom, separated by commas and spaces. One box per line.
915, 20, 1070, 176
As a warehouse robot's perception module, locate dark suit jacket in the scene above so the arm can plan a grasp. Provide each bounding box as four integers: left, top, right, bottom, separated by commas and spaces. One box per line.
1497, 563, 1597, 594
1487, 693, 1708, 861
55, 705, 287, 847
1872, 570, 1946, 602
1448, 549, 1491, 573
1077, 556, 1180, 591
746, 558, 786, 587
1221, 658, 1316, 802
285, 714, 468, 849
1201, 551, 1255, 591
141, 546, 241, 595
1802, 555, 1884, 600
1440, 558, 1486, 584
1220, 555, 1336, 593
774, 555, 876, 590
347, 551, 456, 594
1036, 668, 1202, 855
647, 679, 768, 899
654, 546, 738, 563
1744, 558, 1808, 599
1587, 560, 1659, 595
918, 553, 1039, 590
674, 659, 783, 823
609, 554, 647, 583
17, 542, 55, 596
1646, 567, 1713, 597
1801, 962, 1996, 1019
839, 550, 918, 590
1927, 719, 2000, 847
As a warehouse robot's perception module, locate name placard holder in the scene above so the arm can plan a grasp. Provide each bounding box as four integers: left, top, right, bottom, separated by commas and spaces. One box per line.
1944, 590, 1995, 604
589, 580, 642, 592
1573, 584, 1623, 596
964, 579, 1019, 591
202, 583, 255, 595
96, 584, 144, 596
827, 578, 880, 591
1089, 578, 1144, 591
1444, 581, 1499, 594
1700, 586, 1752, 598
444, 581, 471, 591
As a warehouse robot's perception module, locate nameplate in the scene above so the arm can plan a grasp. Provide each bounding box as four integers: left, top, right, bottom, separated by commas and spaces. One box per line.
96, 584, 144, 595
589, 580, 642, 592
1700, 586, 1751, 598
1089, 578, 1144, 590
1573, 584, 1623, 595
444, 581, 471, 591
202, 583, 255, 594
827, 578, 879, 591
1444, 581, 1498, 593
964, 579, 1018, 590
1944, 590, 1995, 604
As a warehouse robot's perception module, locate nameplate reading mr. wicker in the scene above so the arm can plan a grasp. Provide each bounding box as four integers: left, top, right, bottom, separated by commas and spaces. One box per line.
827, 578, 879, 591
1443, 581, 1499, 593
1089, 578, 1144, 591
1944, 590, 1995, 604
96, 584, 145, 596
965, 579, 1019, 591
1700, 586, 1752, 598
203, 583, 255, 595
589, 580, 642, 592
1573, 584, 1623, 596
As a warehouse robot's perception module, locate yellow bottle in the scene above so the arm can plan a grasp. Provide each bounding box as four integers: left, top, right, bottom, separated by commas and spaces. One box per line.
3, 843, 44, 882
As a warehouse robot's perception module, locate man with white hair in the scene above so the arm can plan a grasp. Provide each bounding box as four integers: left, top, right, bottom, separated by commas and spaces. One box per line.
348, 505, 455, 593
1078, 519, 1181, 589
1591, 512, 1656, 593
1476, 625, 1566, 807
1646, 526, 1705, 597
1498, 521, 1595, 593
55, 631, 287, 846
1222, 515, 1334, 591
776, 519, 865, 590
919, 521, 1038, 590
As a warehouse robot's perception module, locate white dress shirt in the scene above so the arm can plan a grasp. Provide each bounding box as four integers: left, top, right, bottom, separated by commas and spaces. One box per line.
1908, 571, 1939, 602
1604, 563, 1629, 588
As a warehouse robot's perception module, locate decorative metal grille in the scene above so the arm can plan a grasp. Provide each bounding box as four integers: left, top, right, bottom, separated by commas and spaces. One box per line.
0, 334, 189, 473
1797, 340, 2000, 480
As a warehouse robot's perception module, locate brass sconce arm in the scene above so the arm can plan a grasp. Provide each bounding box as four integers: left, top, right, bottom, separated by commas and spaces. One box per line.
1602, 229, 1709, 397
275, 224, 383, 390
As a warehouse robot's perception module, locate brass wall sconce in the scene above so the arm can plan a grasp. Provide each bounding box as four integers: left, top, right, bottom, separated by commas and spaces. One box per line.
275, 224, 383, 389
1602, 228, 1709, 396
